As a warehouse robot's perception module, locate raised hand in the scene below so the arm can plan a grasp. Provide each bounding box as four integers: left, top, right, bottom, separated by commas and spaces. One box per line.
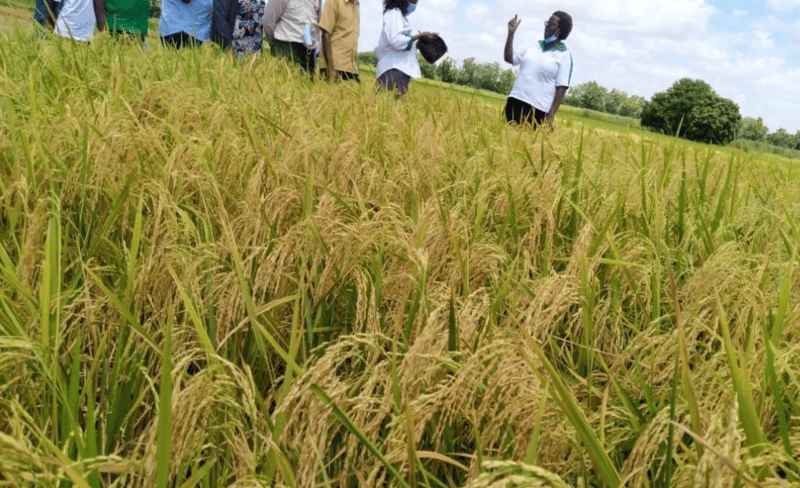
508, 15, 521, 33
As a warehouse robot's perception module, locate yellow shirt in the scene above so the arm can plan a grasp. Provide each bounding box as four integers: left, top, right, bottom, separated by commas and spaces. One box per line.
317, 0, 360, 73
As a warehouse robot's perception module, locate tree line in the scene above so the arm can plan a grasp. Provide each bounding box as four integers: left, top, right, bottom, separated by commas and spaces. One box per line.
357, 51, 517, 95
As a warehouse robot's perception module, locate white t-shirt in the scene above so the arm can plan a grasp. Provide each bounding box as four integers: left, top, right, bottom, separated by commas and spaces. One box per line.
376, 8, 420, 79
509, 42, 573, 112
54, 0, 96, 42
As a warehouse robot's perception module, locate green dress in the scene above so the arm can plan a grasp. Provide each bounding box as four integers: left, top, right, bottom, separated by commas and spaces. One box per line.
106, 0, 150, 34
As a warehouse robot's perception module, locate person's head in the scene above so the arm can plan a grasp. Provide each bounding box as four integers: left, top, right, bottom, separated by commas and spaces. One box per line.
544, 11, 572, 41
384, 0, 417, 16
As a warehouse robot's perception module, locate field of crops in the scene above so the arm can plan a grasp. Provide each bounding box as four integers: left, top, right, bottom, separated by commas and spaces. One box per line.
1, 25, 800, 488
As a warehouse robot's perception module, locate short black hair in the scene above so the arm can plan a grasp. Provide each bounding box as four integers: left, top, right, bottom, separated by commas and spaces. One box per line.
384, 0, 410, 16
553, 11, 572, 40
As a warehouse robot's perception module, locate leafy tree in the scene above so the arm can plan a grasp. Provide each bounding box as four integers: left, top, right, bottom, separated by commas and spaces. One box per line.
498, 69, 516, 94
606, 89, 626, 115
418, 54, 438, 80
640, 78, 742, 145
766, 128, 794, 149
356, 51, 377, 67
738, 117, 769, 141
574, 81, 608, 112
434, 57, 455, 83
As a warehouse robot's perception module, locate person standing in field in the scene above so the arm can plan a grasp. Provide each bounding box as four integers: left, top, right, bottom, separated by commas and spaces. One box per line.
263, 0, 323, 73
318, 0, 360, 82
104, 0, 150, 42
211, 0, 266, 55
158, 0, 214, 48
503, 11, 573, 128
376, 0, 436, 95
52, 0, 104, 42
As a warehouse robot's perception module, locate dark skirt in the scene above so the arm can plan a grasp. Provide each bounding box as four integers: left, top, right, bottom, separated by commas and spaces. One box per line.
377, 68, 411, 95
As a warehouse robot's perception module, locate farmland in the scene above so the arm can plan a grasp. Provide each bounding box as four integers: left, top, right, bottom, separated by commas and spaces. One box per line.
1, 19, 800, 488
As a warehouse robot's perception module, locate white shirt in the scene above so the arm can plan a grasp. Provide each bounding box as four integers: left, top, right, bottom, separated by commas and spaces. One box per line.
158, 0, 214, 40
509, 42, 573, 112
263, 0, 322, 50
376, 8, 420, 79
54, 0, 96, 42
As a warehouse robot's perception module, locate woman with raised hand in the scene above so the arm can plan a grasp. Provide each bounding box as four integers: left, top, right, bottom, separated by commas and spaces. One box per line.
158, 0, 215, 48
376, 0, 436, 95
504, 11, 573, 128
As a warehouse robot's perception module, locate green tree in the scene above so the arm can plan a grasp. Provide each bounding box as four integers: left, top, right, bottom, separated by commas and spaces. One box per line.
766, 128, 794, 149
570, 81, 608, 112
418, 53, 438, 80
498, 69, 516, 94
437, 57, 458, 84
641, 78, 742, 145
738, 117, 769, 141
606, 89, 626, 115
356, 51, 377, 67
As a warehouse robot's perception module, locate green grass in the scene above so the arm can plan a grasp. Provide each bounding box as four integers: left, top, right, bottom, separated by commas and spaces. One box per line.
1, 24, 800, 488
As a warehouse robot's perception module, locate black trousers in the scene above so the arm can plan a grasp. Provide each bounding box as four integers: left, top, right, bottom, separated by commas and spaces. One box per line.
505, 96, 546, 126
319, 69, 360, 82
161, 32, 201, 49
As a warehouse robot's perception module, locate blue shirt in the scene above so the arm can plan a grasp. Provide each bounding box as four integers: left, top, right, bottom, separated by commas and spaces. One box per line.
158, 0, 214, 40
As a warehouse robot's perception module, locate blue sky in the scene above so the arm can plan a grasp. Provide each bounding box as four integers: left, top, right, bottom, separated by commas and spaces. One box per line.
359, 0, 800, 134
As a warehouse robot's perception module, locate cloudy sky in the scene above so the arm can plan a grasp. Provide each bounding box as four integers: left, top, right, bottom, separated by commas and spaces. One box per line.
358, 0, 800, 134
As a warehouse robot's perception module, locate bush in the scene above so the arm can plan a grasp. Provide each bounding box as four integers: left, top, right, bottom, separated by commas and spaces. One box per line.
738, 117, 769, 142
729, 139, 800, 159
356, 51, 377, 67
640, 78, 742, 145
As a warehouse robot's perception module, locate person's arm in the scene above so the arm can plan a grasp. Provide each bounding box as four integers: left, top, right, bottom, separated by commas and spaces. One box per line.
384, 9, 415, 50
504, 15, 520, 64
94, 0, 106, 30
318, 0, 337, 80
321, 31, 337, 80
409, 31, 435, 42
546, 86, 568, 126
263, 0, 289, 41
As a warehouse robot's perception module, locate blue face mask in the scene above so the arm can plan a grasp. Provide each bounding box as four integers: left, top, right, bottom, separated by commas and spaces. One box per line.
406, 3, 416, 14
543, 33, 558, 43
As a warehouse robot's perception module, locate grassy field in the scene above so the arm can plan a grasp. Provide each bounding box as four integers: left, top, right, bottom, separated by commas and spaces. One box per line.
1, 15, 800, 488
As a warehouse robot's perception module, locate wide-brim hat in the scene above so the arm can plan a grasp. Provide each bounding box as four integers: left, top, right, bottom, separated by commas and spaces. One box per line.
417, 35, 448, 64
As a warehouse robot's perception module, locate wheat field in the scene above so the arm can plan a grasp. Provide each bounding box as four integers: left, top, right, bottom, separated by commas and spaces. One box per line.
1, 27, 799, 488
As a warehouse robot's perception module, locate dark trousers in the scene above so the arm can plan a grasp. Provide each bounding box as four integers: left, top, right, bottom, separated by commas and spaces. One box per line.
320, 69, 360, 82
377, 68, 411, 95
269, 39, 317, 73
505, 96, 546, 126
161, 32, 202, 49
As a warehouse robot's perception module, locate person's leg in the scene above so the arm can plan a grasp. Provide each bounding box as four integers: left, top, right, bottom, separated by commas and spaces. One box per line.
338, 71, 360, 82
533, 109, 547, 127
505, 97, 533, 125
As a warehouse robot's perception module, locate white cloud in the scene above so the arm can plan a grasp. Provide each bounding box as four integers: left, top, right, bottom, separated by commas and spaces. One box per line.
767, 0, 800, 10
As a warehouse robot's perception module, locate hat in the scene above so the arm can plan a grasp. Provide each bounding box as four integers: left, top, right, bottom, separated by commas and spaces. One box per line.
417, 34, 448, 64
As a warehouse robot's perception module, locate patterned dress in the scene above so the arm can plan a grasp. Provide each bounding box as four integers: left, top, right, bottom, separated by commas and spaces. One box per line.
232, 0, 266, 55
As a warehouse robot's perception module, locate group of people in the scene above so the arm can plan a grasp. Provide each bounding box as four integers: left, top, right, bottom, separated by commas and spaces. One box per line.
33, 0, 574, 127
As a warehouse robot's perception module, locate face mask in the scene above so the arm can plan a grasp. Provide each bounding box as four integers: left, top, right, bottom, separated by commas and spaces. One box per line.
406, 3, 416, 14
543, 33, 558, 43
